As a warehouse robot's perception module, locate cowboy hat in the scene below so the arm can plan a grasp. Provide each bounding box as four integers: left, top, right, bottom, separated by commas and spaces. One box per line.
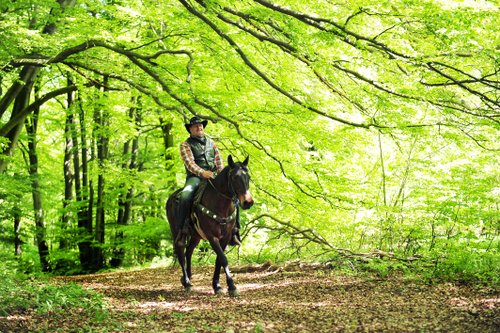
184, 116, 208, 132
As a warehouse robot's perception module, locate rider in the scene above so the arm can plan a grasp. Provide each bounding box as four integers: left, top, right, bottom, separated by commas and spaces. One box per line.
177, 116, 232, 246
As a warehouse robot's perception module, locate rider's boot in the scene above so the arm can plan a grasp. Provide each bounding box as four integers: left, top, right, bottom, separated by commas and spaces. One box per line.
229, 227, 241, 246
175, 213, 191, 246
230, 206, 242, 246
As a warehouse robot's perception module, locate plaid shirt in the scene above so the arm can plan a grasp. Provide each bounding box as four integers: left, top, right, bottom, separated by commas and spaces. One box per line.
180, 137, 224, 177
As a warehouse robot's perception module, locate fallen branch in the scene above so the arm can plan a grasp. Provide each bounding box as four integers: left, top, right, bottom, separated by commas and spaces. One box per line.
244, 213, 423, 264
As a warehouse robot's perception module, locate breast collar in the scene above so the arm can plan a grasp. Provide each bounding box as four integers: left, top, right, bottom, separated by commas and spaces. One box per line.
194, 172, 239, 225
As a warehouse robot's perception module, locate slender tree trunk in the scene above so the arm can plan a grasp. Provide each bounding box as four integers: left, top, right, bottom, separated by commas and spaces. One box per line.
160, 119, 174, 167
111, 101, 141, 267
377, 131, 391, 250
11, 70, 51, 272
0, 67, 40, 173
378, 132, 387, 207
92, 80, 109, 270
158, 118, 175, 218
61, 77, 75, 250
13, 203, 22, 256
25, 107, 50, 272
160, 117, 175, 195
73, 97, 93, 271
0, 66, 39, 119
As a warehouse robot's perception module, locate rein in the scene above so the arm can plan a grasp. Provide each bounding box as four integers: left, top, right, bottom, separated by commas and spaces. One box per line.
207, 178, 236, 202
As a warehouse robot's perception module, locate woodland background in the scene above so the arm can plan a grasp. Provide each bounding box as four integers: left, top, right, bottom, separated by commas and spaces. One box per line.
0, 0, 499, 287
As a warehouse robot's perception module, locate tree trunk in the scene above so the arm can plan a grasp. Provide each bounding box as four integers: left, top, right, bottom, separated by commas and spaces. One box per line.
61, 77, 75, 250
25, 107, 50, 272
111, 101, 141, 267
0, 67, 40, 173
92, 80, 110, 270
160, 118, 175, 196
13, 203, 22, 256
160, 119, 174, 166
73, 95, 93, 271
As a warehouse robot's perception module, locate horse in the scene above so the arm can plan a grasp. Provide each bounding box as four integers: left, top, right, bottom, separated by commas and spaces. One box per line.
166, 155, 254, 296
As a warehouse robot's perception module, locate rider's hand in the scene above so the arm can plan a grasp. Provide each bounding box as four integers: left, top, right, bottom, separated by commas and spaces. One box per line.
201, 170, 215, 179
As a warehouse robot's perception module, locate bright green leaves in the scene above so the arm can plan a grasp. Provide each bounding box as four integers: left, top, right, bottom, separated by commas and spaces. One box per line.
0, 0, 498, 280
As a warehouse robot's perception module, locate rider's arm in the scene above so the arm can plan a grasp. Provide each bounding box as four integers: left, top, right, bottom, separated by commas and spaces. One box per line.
180, 141, 204, 177
214, 143, 224, 173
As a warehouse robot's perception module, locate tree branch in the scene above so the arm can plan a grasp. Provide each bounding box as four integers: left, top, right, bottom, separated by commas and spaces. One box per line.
0, 85, 79, 137
178, 0, 378, 129
245, 213, 423, 263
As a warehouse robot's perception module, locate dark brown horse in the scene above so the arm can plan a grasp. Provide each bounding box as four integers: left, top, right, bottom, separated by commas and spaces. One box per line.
166, 155, 253, 296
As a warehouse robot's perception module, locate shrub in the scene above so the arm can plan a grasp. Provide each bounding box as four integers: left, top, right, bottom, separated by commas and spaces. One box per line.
0, 269, 107, 317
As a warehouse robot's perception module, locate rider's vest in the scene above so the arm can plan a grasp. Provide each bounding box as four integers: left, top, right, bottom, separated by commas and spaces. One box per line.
186, 136, 216, 176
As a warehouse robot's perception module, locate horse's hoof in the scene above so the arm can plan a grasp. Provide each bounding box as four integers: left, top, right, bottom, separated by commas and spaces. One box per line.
184, 286, 192, 293
214, 287, 223, 295
228, 289, 239, 298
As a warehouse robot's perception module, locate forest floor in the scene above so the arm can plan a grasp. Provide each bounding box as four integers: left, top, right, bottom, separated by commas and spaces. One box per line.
2, 262, 499, 332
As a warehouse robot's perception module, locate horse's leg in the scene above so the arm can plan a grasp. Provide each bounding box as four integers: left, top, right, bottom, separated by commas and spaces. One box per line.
174, 243, 191, 292
212, 256, 223, 294
167, 195, 191, 291
220, 242, 239, 297
185, 236, 200, 280
208, 238, 238, 297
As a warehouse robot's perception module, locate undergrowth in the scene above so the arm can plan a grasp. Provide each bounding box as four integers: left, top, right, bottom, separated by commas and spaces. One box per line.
0, 269, 108, 318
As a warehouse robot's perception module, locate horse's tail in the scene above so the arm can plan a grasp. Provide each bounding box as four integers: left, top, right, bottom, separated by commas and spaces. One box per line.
166, 189, 182, 238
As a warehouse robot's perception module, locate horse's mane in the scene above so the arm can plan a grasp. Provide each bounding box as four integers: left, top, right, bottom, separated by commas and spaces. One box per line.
218, 165, 231, 176
212, 165, 230, 187
212, 157, 247, 189
212, 160, 245, 189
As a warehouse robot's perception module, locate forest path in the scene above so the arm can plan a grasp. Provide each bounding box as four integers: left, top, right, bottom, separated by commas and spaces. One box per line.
10, 263, 500, 332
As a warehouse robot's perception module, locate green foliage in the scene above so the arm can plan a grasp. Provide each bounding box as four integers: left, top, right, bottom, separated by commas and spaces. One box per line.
49, 248, 84, 275
427, 243, 500, 285
118, 216, 170, 265
15, 244, 44, 274
0, 0, 498, 285
0, 270, 107, 318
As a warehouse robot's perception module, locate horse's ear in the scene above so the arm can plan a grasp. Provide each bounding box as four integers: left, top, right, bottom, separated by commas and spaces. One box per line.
228, 155, 235, 168
243, 155, 249, 167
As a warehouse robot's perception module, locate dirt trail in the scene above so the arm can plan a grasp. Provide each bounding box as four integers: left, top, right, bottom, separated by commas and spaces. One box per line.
5, 263, 500, 332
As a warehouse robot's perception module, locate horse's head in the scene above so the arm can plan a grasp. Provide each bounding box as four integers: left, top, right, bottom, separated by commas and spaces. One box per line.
228, 155, 254, 210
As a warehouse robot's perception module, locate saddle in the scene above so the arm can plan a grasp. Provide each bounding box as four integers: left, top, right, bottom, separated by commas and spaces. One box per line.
173, 180, 218, 224
193, 179, 208, 207
173, 179, 208, 206
174, 179, 240, 244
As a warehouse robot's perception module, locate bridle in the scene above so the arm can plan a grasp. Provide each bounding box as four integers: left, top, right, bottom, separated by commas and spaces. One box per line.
206, 184, 234, 202
195, 166, 244, 225
207, 167, 239, 202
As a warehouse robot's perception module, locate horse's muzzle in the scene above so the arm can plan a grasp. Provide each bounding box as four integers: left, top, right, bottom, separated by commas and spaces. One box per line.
239, 191, 254, 210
